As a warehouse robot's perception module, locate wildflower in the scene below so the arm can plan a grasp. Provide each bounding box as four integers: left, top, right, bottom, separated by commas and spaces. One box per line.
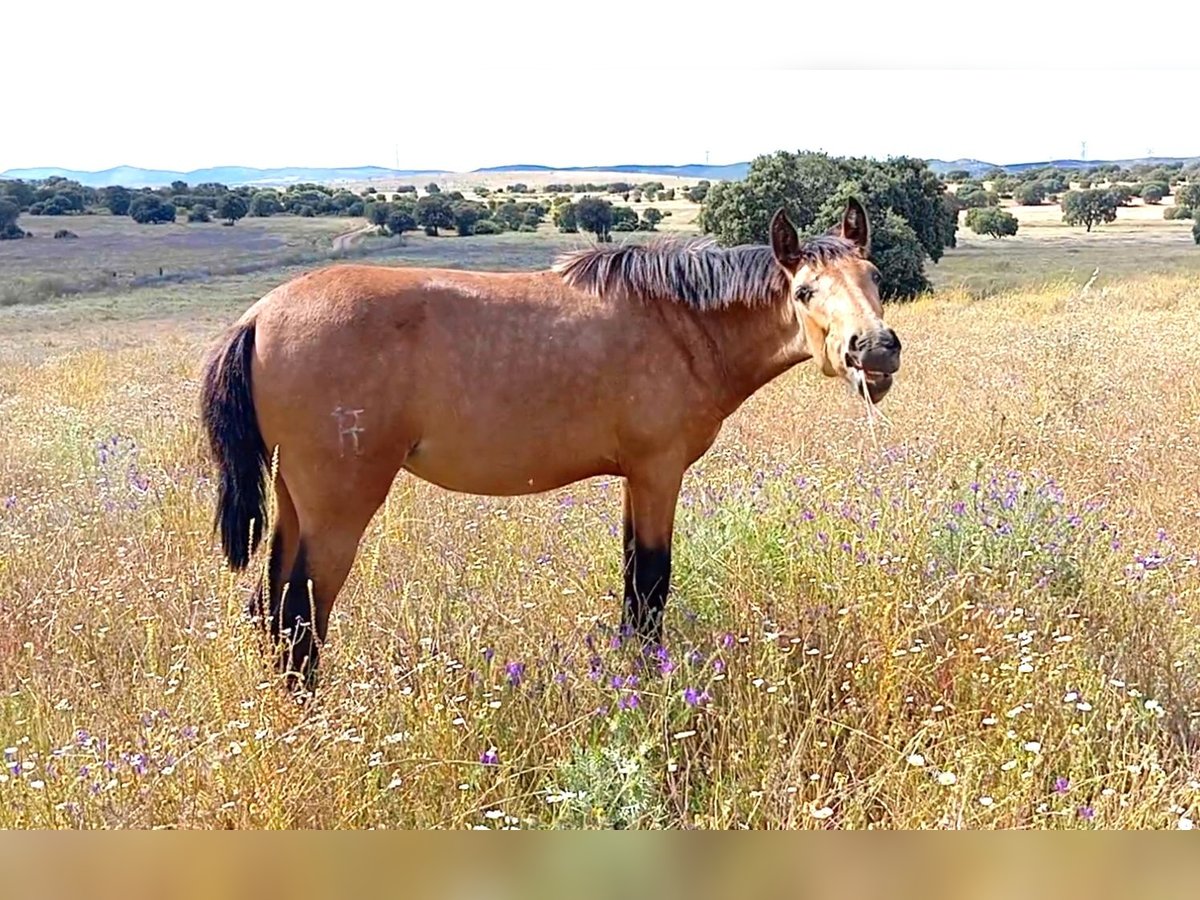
810, 806, 834, 820
2, 496, 15, 511
1054, 777, 1070, 795
653, 646, 675, 676
1078, 806, 1095, 821
951, 501, 966, 517
618, 693, 640, 711
505, 662, 525, 688
1180, 816, 1195, 831
480, 748, 499, 766
1023, 741, 1042, 754
906, 753, 926, 767
721, 633, 735, 649
683, 687, 710, 707
937, 771, 957, 786
482, 648, 495, 664
979, 796, 994, 808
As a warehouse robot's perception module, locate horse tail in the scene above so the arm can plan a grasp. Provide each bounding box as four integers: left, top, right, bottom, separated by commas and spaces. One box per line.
200, 319, 268, 571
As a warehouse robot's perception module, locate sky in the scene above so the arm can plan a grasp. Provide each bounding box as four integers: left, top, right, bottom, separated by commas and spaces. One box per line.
6, 2, 1199, 174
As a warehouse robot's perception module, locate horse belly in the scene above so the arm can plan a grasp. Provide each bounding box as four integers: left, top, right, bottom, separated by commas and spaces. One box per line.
401, 429, 619, 497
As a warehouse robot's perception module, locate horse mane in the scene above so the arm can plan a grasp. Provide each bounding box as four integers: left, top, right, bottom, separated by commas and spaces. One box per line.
551, 233, 859, 311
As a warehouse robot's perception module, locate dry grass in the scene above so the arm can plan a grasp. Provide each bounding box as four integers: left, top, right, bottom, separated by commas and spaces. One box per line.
2, 271, 1200, 829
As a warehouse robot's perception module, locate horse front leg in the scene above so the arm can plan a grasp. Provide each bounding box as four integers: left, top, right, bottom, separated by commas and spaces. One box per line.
620, 465, 683, 648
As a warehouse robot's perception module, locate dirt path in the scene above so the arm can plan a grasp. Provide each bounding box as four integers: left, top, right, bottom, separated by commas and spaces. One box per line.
331, 224, 378, 252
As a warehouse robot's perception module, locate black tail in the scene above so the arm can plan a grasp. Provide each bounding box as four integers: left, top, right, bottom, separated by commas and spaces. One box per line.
200, 320, 268, 571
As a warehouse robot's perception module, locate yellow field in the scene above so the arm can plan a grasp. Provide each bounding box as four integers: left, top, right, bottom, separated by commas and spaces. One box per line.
2, 254, 1199, 828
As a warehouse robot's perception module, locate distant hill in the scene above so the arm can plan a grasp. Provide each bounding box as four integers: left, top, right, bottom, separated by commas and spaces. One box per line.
4, 156, 1197, 188
1, 161, 747, 188
472, 162, 750, 181
925, 156, 1200, 177
0, 165, 449, 188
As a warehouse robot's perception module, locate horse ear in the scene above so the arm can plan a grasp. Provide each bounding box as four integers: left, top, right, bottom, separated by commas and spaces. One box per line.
770, 208, 803, 273
840, 197, 871, 253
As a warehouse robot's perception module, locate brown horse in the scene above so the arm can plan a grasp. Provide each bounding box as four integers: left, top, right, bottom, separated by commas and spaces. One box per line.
200, 198, 901, 688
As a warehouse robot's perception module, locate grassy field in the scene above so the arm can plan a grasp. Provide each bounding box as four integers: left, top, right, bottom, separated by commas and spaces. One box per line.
2, 209, 1200, 829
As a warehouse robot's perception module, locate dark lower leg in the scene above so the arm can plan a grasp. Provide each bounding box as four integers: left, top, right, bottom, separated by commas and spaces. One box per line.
274, 542, 321, 690
621, 541, 672, 646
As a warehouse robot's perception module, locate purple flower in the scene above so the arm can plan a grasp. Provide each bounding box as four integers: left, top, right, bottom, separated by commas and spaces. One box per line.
480, 748, 499, 766
588, 656, 603, 681
1054, 776, 1070, 795
1078, 805, 1095, 821
618, 693, 640, 711
683, 687, 710, 706
720, 633, 735, 649
653, 646, 675, 676
130, 754, 148, 776
686, 649, 703, 667
951, 501, 966, 517
2, 496, 15, 511
713, 659, 726, 674
482, 647, 495, 664
75, 729, 91, 746
505, 661, 525, 687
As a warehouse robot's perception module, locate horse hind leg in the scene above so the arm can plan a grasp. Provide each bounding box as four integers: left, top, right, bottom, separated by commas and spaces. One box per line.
247, 471, 300, 626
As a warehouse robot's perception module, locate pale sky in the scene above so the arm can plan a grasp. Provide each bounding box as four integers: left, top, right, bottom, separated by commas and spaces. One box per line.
6, 1, 1199, 174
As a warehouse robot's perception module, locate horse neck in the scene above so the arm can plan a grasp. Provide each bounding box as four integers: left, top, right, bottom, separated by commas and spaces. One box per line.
700, 299, 811, 412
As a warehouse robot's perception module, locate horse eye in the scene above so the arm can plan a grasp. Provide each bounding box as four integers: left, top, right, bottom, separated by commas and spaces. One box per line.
870, 270, 882, 285
795, 283, 815, 304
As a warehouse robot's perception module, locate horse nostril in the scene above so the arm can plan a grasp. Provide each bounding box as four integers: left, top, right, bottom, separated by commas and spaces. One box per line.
847, 334, 860, 353
885, 329, 901, 352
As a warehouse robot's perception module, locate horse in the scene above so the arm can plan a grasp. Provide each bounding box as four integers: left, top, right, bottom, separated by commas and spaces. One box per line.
199, 198, 902, 690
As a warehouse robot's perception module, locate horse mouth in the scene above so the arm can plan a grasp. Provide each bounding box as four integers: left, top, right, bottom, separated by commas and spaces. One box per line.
848, 365, 893, 404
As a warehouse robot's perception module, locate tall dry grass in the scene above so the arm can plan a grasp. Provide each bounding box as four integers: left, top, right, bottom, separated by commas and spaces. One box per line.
1, 272, 1199, 828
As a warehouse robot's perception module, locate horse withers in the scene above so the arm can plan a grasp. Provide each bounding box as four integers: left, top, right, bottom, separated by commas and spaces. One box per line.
200, 198, 901, 689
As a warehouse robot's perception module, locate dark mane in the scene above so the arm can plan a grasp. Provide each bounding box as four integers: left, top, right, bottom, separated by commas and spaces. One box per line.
552, 233, 859, 311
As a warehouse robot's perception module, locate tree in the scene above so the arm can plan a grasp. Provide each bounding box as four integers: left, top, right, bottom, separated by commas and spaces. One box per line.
128, 195, 176, 224
425, 182, 441, 194
1061, 189, 1118, 232
686, 181, 710, 203
552, 201, 578, 233
416, 194, 453, 235
1013, 182, 1045, 206
964, 207, 1018, 238
40, 194, 76, 215
451, 200, 485, 236
1107, 184, 1134, 207
611, 205, 639, 232
641, 207, 663, 230
575, 197, 614, 241
215, 194, 248, 225
956, 187, 998, 209
385, 205, 417, 236
1141, 184, 1166, 205
1193, 217, 1200, 245
0, 198, 25, 239
188, 204, 211, 223
1175, 183, 1200, 210
700, 150, 957, 300
100, 186, 132, 216
946, 169, 970, 181
0, 179, 36, 209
